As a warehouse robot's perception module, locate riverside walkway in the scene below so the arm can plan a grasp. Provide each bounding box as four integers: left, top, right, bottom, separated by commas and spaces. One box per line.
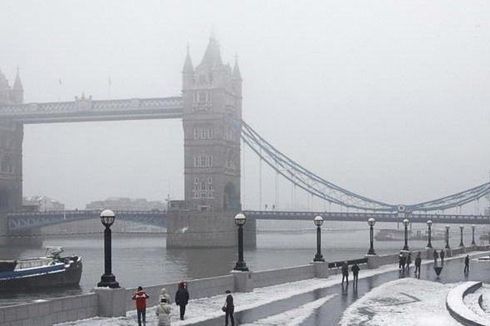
53, 249, 489, 326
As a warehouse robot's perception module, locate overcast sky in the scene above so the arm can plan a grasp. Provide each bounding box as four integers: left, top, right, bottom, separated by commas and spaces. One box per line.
0, 0, 489, 211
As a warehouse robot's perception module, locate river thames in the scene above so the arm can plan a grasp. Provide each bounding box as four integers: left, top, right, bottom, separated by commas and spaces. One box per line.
0, 220, 482, 306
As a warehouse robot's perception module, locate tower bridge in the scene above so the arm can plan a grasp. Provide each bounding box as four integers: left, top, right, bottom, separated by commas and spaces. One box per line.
1, 37, 489, 247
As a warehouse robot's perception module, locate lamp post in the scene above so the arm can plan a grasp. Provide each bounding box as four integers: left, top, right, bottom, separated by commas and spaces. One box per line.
403, 218, 410, 251
313, 216, 325, 262
234, 213, 249, 271
426, 220, 433, 249
97, 209, 120, 288
445, 225, 451, 249
367, 217, 376, 255
471, 225, 476, 246
459, 225, 464, 247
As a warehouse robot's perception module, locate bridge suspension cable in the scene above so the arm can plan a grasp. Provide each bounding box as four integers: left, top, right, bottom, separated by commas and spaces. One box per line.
240, 120, 490, 213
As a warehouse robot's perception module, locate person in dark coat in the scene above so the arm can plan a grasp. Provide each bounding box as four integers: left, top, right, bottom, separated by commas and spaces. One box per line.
341, 261, 349, 284
224, 290, 234, 326
351, 263, 360, 286
175, 281, 190, 320
414, 252, 422, 278
464, 255, 470, 274
132, 286, 149, 326
399, 253, 406, 272
406, 252, 412, 272
433, 250, 439, 266
440, 249, 445, 265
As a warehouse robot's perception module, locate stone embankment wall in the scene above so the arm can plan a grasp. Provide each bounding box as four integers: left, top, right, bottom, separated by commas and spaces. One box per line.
0, 293, 97, 326
2, 246, 489, 326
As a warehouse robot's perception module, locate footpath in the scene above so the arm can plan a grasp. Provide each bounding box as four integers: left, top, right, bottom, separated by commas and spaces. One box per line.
55, 249, 490, 326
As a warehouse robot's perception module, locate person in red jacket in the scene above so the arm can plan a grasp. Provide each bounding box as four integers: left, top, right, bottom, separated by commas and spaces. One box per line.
132, 286, 149, 326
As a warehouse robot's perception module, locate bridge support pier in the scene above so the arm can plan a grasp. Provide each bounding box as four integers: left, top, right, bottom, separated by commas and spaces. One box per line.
166, 210, 256, 248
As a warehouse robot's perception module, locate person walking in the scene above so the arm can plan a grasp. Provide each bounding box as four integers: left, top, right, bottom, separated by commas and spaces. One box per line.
175, 281, 190, 320
433, 249, 439, 266
398, 252, 404, 271
414, 252, 422, 278
156, 297, 172, 326
406, 252, 412, 272
159, 288, 172, 304
464, 255, 470, 274
440, 249, 445, 265
223, 290, 235, 326
132, 286, 149, 326
351, 263, 360, 287
341, 261, 349, 284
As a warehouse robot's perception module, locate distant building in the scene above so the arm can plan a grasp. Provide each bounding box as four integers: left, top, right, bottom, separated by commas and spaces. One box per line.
23, 196, 65, 212
85, 197, 167, 211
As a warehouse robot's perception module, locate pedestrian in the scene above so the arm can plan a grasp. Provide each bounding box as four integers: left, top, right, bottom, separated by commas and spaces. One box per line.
175, 281, 190, 320
341, 261, 349, 284
223, 290, 234, 326
440, 249, 445, 265
433, 249, 439, 266
159, 287, 172, 304
156, 297, 172, 326
406, 252, 412, 272
464, 255, 470, 274
398, 252, 404, 270
414, 252, 422, 278
351, 263, 360, 286
132, 286, 149, 326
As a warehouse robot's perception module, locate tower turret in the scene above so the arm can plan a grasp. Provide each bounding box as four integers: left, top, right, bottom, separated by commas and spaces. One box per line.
11, 67, 23, 104
0, 69, 10, 105
232, 56, 242, 98
182, 45, 194, 90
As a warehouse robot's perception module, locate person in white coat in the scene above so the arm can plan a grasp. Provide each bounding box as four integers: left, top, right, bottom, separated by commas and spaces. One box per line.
159, 287, 172, 304
156, 297, 172, 326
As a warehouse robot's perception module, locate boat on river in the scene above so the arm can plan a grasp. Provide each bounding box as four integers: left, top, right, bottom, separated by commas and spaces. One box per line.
0, 247, 82, 291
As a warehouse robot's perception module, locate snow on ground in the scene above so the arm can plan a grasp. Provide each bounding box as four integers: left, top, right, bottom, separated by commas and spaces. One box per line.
339, 278, 460, 326
57, 252, 487, 326
241, 294, 336, 326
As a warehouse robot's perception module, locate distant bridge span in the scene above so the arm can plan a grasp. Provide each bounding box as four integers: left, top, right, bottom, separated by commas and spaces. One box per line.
7, 210, 490, 233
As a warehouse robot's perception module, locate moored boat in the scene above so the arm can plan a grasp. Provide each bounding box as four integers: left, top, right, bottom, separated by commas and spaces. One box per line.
0, 247, 82, 291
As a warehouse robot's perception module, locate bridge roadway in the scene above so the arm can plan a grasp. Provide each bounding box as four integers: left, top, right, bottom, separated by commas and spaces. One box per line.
6, 209, 490, 233
0, 96, 183, 123
244, 210, 490, 224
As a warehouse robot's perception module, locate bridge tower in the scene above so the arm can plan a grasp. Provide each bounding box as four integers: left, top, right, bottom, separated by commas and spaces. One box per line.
0, 68, 24, 245
167, 37, 256, 248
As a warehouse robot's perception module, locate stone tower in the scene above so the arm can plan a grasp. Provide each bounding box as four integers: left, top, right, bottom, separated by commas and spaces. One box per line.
167, 38, 255, 248
0, 68, 23, 213
182, 37, 242, 212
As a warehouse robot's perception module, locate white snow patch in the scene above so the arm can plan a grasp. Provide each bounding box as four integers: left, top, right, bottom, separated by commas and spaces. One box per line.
57, 251, 489, 326
340, 278, 460, 326
447, 282, 490, 325
241, 294, 336, 326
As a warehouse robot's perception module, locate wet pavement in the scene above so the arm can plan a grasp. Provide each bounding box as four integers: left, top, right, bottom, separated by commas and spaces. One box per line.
233, 251, 490, 325
301, 252, 490, 325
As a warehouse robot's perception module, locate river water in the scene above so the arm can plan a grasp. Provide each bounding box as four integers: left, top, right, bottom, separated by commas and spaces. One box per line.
0, 220, 483, 306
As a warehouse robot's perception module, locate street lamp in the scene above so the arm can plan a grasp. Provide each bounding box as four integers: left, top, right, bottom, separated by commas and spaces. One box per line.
403, 218, 410, 251
97, 209, 120, 288
459, 225, 464, 247
445, 225, 451, 249
426, 220, 433, 249
367, 217, 376, 255
312, 216, 325, 262
471, 225, 476, 246
234, 213, 249, 271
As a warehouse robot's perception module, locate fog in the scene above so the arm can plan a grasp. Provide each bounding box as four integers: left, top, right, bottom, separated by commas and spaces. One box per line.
1, 0, 489, 211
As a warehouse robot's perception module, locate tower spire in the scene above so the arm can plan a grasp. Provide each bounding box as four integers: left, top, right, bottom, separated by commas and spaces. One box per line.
233, 54, 242, 80
183, 43, 194, 73
13, 66, 23, 90
200, 35, 222, 67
